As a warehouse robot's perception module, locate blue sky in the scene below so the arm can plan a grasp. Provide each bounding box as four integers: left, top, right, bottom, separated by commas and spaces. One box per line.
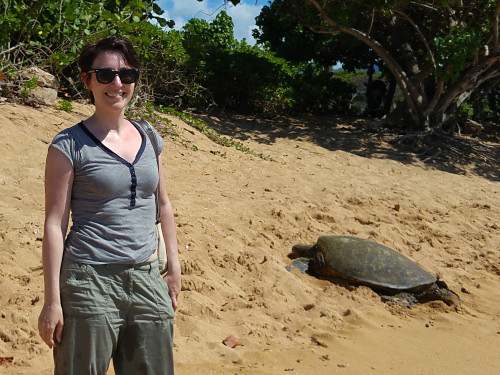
157, 0, 267, 45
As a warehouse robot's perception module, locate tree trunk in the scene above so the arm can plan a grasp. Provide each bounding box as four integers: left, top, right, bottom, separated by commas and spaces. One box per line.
304, 0, 500, 132
431, 56, 500, 127
383, 76, 397, 115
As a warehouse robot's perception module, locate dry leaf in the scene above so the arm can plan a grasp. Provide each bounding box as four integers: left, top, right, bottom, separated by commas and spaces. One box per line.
0, 357, 14, 366
223, 335, 242, 348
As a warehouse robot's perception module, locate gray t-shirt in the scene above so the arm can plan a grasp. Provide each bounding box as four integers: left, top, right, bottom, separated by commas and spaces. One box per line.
50, 121, 164, 265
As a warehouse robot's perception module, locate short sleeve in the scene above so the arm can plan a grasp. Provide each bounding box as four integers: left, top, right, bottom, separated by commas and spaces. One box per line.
151, 125, 164, 154
50, 128, 75, 166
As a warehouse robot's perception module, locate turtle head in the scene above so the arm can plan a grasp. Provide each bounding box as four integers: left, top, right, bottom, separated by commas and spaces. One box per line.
418, 282, 461, 306
290, 244, 316, 259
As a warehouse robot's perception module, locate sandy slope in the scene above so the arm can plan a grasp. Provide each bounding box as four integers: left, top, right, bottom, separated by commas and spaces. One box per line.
0, 102, 499, 375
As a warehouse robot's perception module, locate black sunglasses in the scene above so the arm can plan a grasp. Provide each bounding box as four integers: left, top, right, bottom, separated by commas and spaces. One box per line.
86, 68, 140, 84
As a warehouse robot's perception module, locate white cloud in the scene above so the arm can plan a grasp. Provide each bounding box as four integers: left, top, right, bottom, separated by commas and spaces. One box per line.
227, 2, 263, 44
172, 0, 212, 18
158, 0, 263, 45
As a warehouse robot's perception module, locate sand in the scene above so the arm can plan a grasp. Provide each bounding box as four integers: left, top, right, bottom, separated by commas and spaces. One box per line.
0, 102, 499, 375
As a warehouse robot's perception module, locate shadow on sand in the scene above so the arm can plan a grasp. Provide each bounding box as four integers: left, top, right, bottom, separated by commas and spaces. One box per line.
195, 113, 500, 182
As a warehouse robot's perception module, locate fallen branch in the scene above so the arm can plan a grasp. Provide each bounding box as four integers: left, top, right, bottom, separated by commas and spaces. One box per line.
422, 147, 441, 162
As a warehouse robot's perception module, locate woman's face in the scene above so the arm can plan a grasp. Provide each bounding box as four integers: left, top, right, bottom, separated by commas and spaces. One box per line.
83, 50, 136, 112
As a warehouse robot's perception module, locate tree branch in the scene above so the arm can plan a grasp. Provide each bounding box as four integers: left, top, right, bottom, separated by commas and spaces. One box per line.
0, 44, 20, 56
423, 78, 444, 119
494, 0, 500, 53
433, 54, 500, 124
392, 9, 436, 71
409, 1, 439, 12
304, 0, 424, 125
368, 9, 375, 36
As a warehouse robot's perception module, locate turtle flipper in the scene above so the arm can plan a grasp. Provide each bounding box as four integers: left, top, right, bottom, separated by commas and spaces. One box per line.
380, 292, 418, 307
288, 243, 317, 274
285, 257, 311, 274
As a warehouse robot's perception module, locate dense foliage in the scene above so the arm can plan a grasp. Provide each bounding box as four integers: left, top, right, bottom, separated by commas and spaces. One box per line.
254, 0, 500, 129
1, 0, 497, 128
182, 11, 355, 115
0, 0, 357, 117
0, 1, 168, 85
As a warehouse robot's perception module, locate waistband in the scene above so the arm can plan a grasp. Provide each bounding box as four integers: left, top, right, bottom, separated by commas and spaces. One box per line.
63, 256, 159, 272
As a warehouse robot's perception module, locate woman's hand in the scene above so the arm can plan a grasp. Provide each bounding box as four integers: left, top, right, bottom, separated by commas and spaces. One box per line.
38, 302, 64, 348
163, 268, 181, 311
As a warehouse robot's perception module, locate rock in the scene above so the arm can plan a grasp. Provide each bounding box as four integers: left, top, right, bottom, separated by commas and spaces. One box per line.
222, 335, 243, 348
17, 67, 58, 105
31, 86, 58, 105
17, 67, 58, 89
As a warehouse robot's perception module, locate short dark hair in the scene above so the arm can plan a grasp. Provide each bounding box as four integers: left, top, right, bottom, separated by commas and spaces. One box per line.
79, 35, 142, 103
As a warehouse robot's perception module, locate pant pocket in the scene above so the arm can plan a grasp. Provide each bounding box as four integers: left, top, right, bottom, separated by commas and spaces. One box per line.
156, 276, 175, 320
60, 260, 113, 318
143, 269, 175, 320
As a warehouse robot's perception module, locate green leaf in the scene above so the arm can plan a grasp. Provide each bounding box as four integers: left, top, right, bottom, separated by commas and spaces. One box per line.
153, 3, 164, 15
156, 17, 168, 28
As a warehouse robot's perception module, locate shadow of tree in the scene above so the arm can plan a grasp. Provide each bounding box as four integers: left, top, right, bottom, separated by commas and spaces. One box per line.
194, 113, 499, 182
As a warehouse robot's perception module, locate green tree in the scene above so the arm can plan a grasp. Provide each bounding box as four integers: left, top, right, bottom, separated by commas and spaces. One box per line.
181, 10, 356, 115
254, 0, 500, 130
0, 0, 167, 84
128, 21, 214, 110
182, 11, 293, 114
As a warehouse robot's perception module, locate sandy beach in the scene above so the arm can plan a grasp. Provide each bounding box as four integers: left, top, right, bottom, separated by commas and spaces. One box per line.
0, 102, 499, 375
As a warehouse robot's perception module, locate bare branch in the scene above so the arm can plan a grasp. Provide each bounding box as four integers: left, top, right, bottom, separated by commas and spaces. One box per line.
0, 44, 20, 56
494, 0, 500, 53
368, 9, 375, 36
409, 1, 439, 12
393, 9, 436, 71
422, 147, 441, 163
302, 24, 338, 33
412, 65, 434, 83
423, 78, 444, 119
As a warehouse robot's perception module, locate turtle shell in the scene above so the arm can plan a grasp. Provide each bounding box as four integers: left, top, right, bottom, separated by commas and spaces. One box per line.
312, 235, 436, 292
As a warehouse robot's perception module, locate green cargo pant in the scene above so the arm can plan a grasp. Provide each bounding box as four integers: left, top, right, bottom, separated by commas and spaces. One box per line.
54, 257, 175, 375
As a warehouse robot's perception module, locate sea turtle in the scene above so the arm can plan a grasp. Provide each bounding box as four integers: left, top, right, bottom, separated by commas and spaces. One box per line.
289, 235, 460, 306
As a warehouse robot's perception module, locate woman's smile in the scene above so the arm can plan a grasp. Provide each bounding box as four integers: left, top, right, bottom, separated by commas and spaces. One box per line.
105, 91, 126, 98
86, 51, 135, 111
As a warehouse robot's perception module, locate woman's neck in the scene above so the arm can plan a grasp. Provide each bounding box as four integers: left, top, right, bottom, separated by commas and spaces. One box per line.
86, 108, 128, 131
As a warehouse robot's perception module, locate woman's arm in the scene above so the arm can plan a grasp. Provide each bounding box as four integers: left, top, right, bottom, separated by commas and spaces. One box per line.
38, 147, 73, 348
157, 155, 181, 311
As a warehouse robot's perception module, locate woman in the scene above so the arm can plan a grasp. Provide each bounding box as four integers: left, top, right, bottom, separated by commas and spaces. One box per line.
38, 35, 181, 374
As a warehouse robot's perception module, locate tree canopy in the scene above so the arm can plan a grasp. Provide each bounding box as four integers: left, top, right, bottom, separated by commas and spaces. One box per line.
255, 0, 500, 130
1, 0, 498, 130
